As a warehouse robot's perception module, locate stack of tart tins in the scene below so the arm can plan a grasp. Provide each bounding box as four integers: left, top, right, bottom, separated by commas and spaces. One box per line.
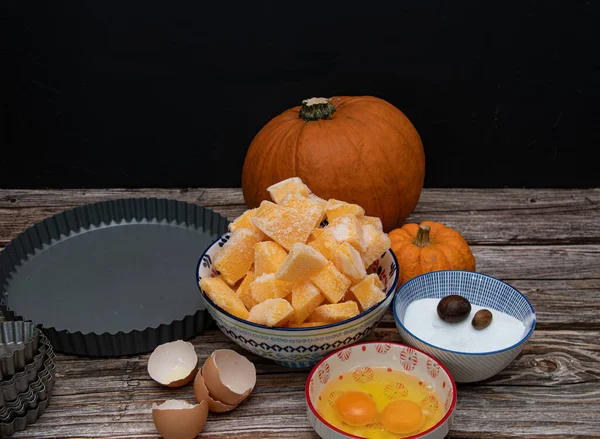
0, 321, 55, 436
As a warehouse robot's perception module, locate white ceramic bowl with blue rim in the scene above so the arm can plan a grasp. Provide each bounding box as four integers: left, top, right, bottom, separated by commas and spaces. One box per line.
393, 270, 536, 383
197, 232, 399, 368
306, 341, 457, 439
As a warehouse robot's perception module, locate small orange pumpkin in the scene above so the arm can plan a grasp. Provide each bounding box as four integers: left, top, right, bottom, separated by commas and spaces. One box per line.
389, 221, 476, 286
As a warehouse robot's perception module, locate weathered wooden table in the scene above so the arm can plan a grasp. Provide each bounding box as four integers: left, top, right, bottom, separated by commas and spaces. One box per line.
0, 188, 598, 438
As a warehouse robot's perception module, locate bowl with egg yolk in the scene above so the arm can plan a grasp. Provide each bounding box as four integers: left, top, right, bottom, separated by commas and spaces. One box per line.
306, 342, 456, 439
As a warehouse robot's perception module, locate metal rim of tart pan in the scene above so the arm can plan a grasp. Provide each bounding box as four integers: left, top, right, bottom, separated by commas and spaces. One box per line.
0, 395, 51, 436
0, 334, 55, 405
0, 322, 41, 379
0, 198, 229, 357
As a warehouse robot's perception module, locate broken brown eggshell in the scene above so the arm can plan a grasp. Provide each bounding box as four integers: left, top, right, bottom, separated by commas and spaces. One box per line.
148, 340, 199, 387
152, 399, 208, 439
201, 349, 257, 406
193, 372, 238, 413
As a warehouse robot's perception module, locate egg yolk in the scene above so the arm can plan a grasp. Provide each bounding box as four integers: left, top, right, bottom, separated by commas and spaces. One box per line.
380, 400, 425, 434
334, 391, 378, 427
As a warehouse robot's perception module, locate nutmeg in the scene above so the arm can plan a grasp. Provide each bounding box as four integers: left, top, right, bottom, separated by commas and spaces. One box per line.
437, 295, 471, 323
472, 309, 493, 330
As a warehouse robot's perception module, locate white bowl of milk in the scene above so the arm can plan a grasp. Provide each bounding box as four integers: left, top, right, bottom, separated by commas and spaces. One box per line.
393, 270, 536, 383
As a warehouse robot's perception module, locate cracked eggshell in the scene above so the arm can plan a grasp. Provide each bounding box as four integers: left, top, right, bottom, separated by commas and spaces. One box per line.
201, 349, 257, 406
152, 399, 208, 439
148, 340, 199, 387
193, 371, 238, 413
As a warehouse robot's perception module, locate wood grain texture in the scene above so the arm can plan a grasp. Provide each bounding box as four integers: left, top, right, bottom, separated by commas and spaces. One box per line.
9, 329, 600, 439
1, 188, 599, 246
0, 188, 598, 439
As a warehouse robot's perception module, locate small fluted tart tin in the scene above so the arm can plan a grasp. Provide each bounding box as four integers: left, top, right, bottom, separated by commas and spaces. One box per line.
0, 334, 53, 404
0, 321, 41, 379
0, 198, 229, 356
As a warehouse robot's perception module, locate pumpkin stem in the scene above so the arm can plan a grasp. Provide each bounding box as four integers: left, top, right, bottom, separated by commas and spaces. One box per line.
299, 97, 337, 121
414, 225, 431, 247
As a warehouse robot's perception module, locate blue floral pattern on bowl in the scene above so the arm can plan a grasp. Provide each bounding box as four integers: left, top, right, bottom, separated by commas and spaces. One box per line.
197, 233, 399, 368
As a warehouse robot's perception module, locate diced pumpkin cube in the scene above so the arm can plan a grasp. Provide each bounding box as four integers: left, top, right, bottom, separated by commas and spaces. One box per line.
229, 209, 256, 232
358, 215, 383, 231
308, 301, 360, 323
326, 214, 366, 252
254, 241, 288, 276
275, 242, 328, 283
236, 271, 256, 310
369, 272, 384, 290
251, 201, 317, 250
361, 224, 392, 268
288, 321, 329, 328
309, 227, 326, 240
311, 262, 351, 304
214, 229, 262, 285
332, 242, 367, 284
291, 280, 324, 323
308, 228, 339, 260
267, 177, 310, 204
229, 208, 267, 238
248, 298, 295, 327
308, 193, 327, 207
281, 193, 326, 227
249, 273, 291, 307
199, 277, 249, 319
348, 274, 386, 311
326, 199, 365, 222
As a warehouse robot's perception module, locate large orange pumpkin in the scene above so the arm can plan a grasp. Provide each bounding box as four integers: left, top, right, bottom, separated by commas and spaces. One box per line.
389, 221, 476, 286
241, 96, 425, 232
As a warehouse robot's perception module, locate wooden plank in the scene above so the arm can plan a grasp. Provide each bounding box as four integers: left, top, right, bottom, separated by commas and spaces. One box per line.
2, 188, 598, 212
11, 329, 600, 438
472, 245, 600, 280
1, 188, 599, 245
51, 328, 600, 388
1, 188, 598, 438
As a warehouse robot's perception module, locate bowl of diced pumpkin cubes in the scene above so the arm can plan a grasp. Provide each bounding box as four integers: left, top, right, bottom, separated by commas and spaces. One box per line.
197, 178, 399, 368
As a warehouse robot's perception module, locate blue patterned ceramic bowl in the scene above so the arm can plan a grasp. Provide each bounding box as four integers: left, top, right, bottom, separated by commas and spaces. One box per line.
393, 270, 536, 383
197, 233, 399, 368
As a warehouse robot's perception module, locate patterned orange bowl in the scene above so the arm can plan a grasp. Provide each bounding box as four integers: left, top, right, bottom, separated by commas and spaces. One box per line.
306, 342, 456, 439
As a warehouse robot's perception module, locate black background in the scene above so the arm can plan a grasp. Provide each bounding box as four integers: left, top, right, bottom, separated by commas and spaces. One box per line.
2, 0, 598, 189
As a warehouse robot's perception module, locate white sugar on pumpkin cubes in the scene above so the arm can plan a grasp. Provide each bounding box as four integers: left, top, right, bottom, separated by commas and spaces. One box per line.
309, 301, 360, 323
308, 228, 339, 260
332, 241, 367, 283
254, 241, 288, 276
326, 214, 366, 252
248, 298, 295, 327
291, 281, 324, 323
358, 215, 383, 231
275, 243, 328, 283
236, 271, 256, 310
251, 201, 320, 251
200, 277, 249, 320
361, 224, 392, 267
326, 199, 365, 222
311, 262, 351, 304
348, 274, 386, 311
204, 177, 391, 328
214, 229, 262, 285
267, 177, 310, 204
281, 193, 326, 226
249, 274, 291, 306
